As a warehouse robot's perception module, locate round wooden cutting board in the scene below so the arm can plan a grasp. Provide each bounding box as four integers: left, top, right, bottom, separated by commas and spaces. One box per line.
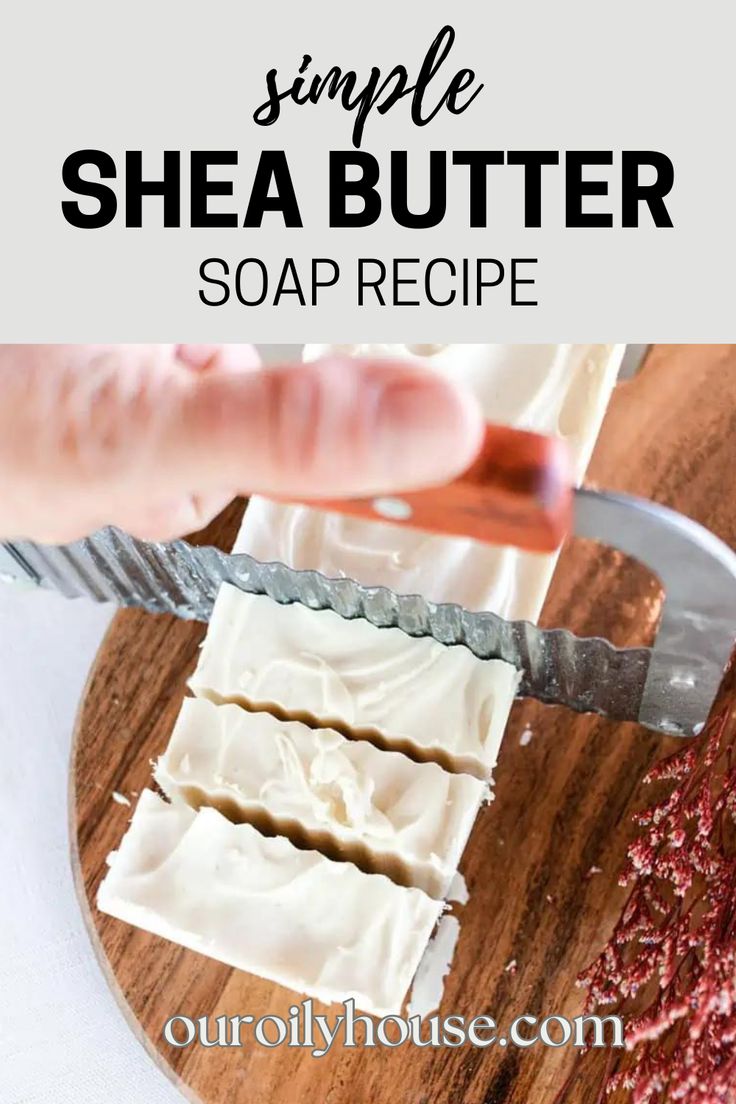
71, 346, 736, 1104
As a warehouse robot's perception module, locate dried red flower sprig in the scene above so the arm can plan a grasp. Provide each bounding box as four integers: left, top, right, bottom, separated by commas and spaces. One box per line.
576, 657, 736, 1104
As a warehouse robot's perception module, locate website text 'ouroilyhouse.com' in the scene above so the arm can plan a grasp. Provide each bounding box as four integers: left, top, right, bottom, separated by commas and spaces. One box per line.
163, 1000, 625, 1058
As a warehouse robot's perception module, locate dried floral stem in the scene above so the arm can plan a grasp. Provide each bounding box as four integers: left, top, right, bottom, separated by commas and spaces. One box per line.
574, 653, 736, 1104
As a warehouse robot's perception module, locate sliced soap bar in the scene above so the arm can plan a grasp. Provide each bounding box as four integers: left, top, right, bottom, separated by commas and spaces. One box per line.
155, 697, 487, 898
97, 790, 443, 1016
189, 585, 520, 779
233, 343, 624, 619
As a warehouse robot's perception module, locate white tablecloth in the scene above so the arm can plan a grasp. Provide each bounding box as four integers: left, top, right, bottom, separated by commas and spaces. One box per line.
0, 587, 184, 1104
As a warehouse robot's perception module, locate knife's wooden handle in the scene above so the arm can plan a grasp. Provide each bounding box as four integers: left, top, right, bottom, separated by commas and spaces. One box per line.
300, 423, 573, 553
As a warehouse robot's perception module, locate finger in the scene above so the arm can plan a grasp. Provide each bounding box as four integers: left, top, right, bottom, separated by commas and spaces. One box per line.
175, 344, 261, 374
0, 344, 212, 540
117, 490, 237, 541
165, 355, 485, 499
0, 345, 484, 542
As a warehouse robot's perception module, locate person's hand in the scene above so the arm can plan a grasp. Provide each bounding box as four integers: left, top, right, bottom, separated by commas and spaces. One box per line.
0, 344, 484, 542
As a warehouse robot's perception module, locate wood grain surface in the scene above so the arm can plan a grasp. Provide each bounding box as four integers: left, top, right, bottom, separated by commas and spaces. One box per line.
70, 346, 736, 1104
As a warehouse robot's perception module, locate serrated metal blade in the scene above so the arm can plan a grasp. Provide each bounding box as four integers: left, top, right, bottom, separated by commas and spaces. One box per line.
2, 487, 735, 737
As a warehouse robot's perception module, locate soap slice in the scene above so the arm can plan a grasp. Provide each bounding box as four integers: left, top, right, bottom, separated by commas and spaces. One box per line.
232, 343, 624, 619
155, 697, 486, 898
98, 790, 442, 1017
189, 585, 520, 779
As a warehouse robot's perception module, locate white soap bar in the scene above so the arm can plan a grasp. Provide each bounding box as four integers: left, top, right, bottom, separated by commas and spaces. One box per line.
98, 790, 442, 1017
233, 343, 624, 618
155, 697, 486, 898
189, 586, 519, 779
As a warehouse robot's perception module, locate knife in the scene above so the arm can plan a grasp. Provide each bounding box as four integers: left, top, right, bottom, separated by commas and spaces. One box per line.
2, 422, 735, 738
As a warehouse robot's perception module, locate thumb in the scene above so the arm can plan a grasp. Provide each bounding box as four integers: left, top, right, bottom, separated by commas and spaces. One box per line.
163, 352, 484, 499
0, 344, 484, 542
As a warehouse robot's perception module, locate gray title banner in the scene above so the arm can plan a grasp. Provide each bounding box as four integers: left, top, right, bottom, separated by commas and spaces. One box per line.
0, 0, 733, 340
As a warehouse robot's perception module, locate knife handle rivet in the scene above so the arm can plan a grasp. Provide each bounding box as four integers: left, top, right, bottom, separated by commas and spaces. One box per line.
371, 496, 413, 522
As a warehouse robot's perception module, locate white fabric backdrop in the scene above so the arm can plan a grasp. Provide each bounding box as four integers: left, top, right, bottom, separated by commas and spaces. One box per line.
0, 585, 188, 1104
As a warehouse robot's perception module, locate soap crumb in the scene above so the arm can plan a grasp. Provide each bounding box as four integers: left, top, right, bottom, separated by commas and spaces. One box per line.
519, 726, 533, 747
408, 915, 461, 1020
447, 872, 469, 906
504, 958, 518, 975
111, 791, 131, 807
586, 865, 603, 879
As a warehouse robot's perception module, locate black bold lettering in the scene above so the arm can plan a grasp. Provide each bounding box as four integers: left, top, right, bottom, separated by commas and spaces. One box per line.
61, 150, 117, 229
452, 151, 504, 227
125, 151, 181, 227
191, 152, 238, 228
621, 151, 674, 227
391, 152, 446, 229
566, 152, 613, 228
506, 151, 559, 227
244, 152, 302, 227
330, 152, 381, 227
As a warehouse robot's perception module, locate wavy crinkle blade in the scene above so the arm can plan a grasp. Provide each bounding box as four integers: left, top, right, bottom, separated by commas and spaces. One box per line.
2, 487, 736, 737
